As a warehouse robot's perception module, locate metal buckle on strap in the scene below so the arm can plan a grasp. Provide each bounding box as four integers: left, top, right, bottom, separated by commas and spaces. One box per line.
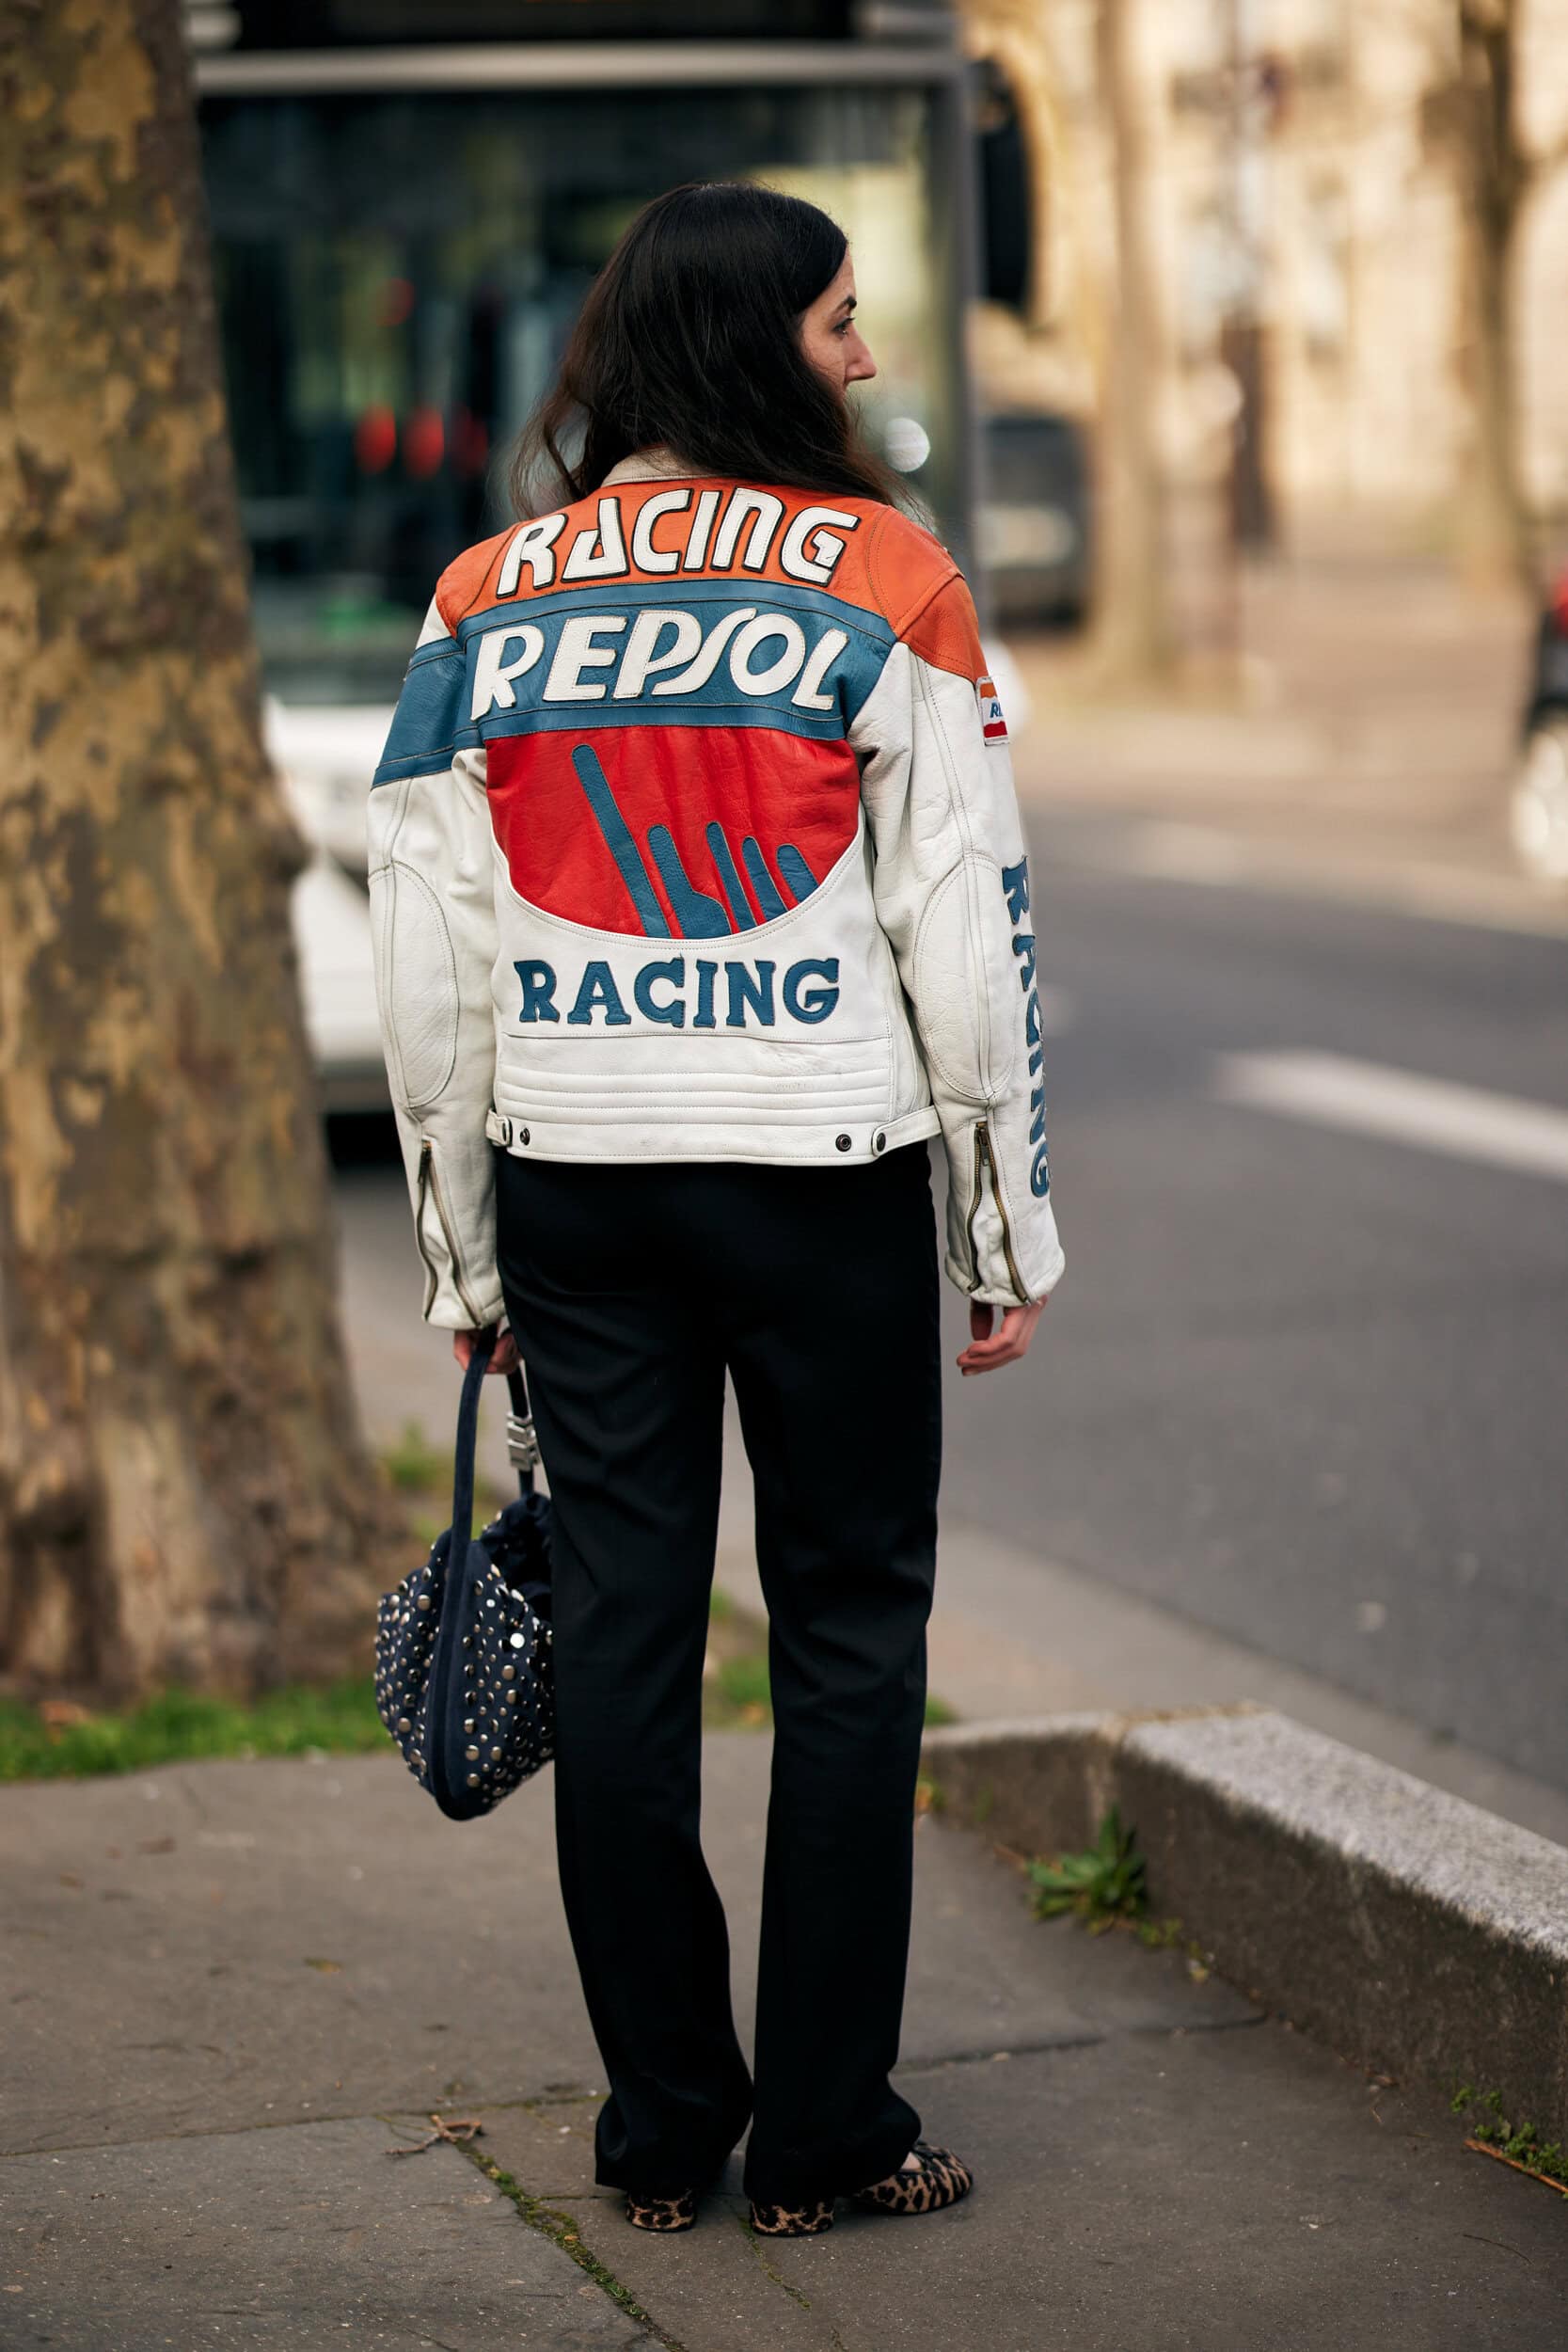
486, 1109, 513, 1147
506, 1412, 541, 1471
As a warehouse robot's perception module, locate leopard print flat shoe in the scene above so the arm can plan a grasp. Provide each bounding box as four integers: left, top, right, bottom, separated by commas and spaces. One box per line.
748, 2195, 837, 2236
849, 2139, 973, 2217
625, 2187, 699, 2232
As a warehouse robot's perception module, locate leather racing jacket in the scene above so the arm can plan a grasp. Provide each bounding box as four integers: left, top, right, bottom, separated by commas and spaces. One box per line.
367, 452, 1065, 1328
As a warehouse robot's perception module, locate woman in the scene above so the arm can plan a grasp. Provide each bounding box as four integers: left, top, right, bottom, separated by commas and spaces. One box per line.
368, 182, 1064, 2238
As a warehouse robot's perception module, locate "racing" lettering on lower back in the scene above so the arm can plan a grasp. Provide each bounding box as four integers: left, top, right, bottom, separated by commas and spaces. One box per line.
513, 957, 840, 1030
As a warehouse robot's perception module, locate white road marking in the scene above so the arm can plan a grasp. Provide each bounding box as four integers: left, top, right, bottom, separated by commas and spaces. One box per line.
1212, 1051, 1568, 1184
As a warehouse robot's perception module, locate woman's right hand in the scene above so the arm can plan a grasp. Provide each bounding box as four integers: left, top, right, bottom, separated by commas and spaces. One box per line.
452, 1324, 522, 1375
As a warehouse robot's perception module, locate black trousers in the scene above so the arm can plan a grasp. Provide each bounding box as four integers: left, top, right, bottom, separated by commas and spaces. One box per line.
494, 1140, 942, 2206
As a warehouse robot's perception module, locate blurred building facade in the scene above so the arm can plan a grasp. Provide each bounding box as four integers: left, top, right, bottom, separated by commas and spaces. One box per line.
962, 0, 1568, 564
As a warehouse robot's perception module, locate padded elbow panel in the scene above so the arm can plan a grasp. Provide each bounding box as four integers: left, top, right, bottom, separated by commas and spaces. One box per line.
911, 850, 1019, 1106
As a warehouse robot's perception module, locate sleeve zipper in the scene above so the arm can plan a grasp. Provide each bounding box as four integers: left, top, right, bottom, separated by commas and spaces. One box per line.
966, 1119, 1028, 1302
416, 1137, 485, 1328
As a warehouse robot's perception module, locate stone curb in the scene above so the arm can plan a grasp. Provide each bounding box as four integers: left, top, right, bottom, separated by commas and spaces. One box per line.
920, 1706, 1568, 2140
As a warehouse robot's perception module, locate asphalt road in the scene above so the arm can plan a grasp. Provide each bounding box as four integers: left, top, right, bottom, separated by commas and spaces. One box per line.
938, 810, 1568, 1793
331, 815, 1568, 1798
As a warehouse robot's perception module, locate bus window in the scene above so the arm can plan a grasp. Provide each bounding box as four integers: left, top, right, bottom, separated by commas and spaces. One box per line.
201, 82, 963, 707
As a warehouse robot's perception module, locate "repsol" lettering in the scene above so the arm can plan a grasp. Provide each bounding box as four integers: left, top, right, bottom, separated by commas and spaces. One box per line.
514, 957, 840, 1030
469, 605, 847, 721
1000, 858, 1051, 1198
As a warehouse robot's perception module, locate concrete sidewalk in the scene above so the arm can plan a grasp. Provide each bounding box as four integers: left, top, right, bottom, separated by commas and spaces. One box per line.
4, 1738, 1566, 2350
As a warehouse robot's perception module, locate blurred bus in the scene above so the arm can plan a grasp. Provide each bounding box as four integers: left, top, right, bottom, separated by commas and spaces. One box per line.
191, 0, 981, 1104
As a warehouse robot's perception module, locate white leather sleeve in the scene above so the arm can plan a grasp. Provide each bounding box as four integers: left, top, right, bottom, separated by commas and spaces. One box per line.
367, 599, 505, 1330
854, 596, 1065, 1306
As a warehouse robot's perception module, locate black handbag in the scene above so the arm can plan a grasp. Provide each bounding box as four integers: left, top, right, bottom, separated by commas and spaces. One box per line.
374, 1327, 555, 1819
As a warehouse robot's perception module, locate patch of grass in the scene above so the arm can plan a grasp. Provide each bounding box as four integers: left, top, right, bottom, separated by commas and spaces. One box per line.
381, 1420, 451, 1492
1019, 1819, 1213, 1977
923, 1692, 958, 1727
715, 1652, 772, 1714
1451, 2085, 1568, 2190
1028, 1805, 1148, 1932
0, 1677, 389, 1783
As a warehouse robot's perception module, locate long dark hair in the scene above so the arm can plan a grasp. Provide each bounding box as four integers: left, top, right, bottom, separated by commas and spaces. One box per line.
507, 182, 902, 516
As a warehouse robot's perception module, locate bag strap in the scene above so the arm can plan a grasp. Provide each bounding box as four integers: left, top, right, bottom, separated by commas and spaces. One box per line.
448, 1325, 495, 1563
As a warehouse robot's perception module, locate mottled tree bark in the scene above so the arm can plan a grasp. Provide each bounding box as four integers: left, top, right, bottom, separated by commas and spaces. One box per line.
0, 0, 390, 1700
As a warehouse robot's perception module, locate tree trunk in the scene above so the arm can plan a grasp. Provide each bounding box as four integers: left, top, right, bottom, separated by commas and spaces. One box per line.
1448, 0, 1535, 591
1092, 0, 1175, 683
1455, 200, 1529, 591
0, 0, 391, 1702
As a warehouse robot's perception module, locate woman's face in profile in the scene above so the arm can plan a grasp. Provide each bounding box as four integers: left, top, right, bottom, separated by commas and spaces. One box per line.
799, 250, 878, 397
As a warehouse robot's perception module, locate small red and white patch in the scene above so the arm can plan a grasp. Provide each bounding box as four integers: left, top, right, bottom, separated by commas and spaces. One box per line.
976, 675, 1008, 743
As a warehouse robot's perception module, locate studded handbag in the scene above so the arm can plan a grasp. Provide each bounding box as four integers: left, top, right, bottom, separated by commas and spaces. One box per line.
374, 1326, 555, 1820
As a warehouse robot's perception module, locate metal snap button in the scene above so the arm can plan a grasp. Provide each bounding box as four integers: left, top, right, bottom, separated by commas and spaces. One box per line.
520, 1126, 531, 1146
834, 1133, 852, 1152
872, 1130, 887, 1153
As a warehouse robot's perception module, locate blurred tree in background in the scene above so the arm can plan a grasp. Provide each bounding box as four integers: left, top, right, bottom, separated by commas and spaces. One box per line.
1093, 0, 1175, 684
1425, 0, 1568, 590
0, 0, 387, 1703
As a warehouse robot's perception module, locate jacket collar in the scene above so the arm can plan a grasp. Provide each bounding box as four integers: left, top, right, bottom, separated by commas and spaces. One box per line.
598, 446, 692, 486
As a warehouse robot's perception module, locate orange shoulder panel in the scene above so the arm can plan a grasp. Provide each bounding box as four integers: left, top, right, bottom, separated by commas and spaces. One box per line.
899, 572, 984, 682
435, 528, 515, 629
864, 506, 963, 643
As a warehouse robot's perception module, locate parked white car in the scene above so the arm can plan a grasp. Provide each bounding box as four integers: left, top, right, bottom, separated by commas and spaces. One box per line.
265, 698, 392, 1113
